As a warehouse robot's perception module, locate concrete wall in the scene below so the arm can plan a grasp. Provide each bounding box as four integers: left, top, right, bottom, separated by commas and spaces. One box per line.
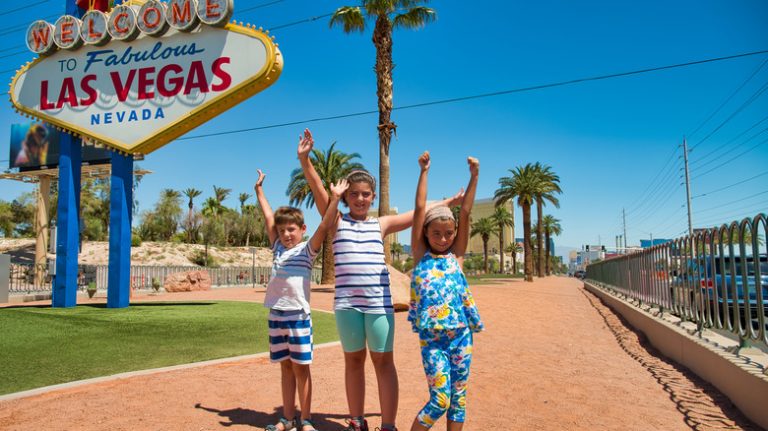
584, 281, 768, 430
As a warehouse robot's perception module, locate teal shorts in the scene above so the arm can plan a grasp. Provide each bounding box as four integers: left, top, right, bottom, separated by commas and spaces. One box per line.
335, 309, 395, 353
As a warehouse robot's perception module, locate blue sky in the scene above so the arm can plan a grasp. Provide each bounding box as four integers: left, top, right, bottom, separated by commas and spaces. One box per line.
1, 0, 767, 258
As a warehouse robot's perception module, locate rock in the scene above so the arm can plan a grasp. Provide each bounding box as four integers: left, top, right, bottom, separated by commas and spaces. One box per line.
164, 270, 211, 292
386, 264, 411, 312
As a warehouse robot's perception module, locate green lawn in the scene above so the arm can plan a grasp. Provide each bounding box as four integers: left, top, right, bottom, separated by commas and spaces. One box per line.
0, 301, 337, 395
466, 273, 525, 283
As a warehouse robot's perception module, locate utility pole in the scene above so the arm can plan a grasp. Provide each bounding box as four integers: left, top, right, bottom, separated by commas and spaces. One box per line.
682, 138, 694, 237
622, 208, 628, 254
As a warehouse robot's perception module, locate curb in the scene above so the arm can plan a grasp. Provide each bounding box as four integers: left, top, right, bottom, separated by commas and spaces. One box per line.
0, 340, 342, 403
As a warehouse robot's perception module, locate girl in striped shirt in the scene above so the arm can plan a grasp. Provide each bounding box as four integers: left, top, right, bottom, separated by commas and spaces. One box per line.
298, 129, 461, 431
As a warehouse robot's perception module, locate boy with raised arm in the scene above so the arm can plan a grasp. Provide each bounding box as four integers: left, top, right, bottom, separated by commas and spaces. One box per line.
255, 169, 348, 431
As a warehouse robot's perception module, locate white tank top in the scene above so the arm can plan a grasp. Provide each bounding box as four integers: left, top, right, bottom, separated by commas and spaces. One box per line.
332, 214, 393, 314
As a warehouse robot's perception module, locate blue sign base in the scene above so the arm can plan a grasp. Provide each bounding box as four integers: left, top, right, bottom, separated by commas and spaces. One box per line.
107, 152, 133, 308
52, 135, 81, 308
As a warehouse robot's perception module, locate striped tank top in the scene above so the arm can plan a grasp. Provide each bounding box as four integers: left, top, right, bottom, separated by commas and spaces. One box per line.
333, 213, 393, 314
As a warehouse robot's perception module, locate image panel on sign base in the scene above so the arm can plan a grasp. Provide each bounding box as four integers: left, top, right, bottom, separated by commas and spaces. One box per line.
9, 123, 59, 171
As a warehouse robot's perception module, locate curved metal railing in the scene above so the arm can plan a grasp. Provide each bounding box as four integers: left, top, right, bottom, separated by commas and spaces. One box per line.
586, 213, 767, 347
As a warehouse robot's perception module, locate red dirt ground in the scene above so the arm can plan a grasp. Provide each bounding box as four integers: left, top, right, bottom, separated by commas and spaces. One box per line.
0, 277, 758, 430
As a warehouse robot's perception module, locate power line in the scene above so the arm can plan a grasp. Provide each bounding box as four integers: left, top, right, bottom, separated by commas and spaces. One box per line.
237, 0, 286, 15
0, 1, 49, 17
694, 202, 767, 226
0, 14, 58, 37
691, 170, 768, 199
178, 49, 768, 141
690, 114, 768, 166
268, 12, 334, 31
624, 157, 683, 219
0, 50, 27, 60
691, 136, 768, 179
686, 57, 768, 139
689, 78, 768, 151
695, 190, 768, 214
623, 146, 679, 215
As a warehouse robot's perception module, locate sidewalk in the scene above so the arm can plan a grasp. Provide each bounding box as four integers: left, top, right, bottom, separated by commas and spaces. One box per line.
0, 277, 757, 430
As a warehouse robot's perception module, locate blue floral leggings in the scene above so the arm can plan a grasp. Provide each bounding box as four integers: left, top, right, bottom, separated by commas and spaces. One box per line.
416, 328, 473, 428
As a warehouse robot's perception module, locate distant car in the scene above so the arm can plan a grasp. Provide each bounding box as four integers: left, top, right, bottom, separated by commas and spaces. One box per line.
672, 255, 768, 327
574, 270, 586, 279
699, 255, 767, 324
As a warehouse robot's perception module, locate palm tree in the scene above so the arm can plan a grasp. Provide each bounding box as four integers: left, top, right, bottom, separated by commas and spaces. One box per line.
505, 242, 523, 274
531, 163, 562, 278
491, 205, 514, 274
330, 0, 436, 262
542, 215, 562, 276
471, 217, 495, 274
213, 186, 231, 206
238, 193, 251, 213
495, 164, 538, 282
183, 188, 202, 243
288, 142, 364, 284
390, 241, 404, 263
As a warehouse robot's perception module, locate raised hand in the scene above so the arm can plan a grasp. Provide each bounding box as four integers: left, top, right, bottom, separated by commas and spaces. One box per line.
447, 187, 465, 207
297, 128, 314, 159
468, 156, 479, 176
254, 169, 266, 190
330, 179, 349, 200
418, 151, 431, 171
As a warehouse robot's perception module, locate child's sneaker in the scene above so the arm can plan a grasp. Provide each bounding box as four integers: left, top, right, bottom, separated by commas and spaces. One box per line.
342, 418, 369, 431
265, 417, 296, 431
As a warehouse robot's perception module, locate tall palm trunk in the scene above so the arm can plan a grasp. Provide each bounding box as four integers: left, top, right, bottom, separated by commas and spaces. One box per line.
498, 225, 504, 273
522, 204, 533, 282
545, 231, 552, 275
512, 249, 517, 274
482, 238, 489, 273
321, 233, 335, 284
373, 15, 394, 264
536, 199, 544, 277
187, 202, 194, 243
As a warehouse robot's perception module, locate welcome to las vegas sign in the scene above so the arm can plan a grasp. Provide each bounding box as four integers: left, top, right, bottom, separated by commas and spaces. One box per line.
10, 0, 282, 155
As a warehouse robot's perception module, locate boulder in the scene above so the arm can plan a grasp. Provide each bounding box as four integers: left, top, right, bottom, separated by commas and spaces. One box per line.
386, 264, 411, 312
164, 270, 211, 292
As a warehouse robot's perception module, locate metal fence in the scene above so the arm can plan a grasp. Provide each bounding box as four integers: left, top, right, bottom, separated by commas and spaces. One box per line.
8, 263, 53, 293
8, 263, 322, 294
586, 213, 767, 348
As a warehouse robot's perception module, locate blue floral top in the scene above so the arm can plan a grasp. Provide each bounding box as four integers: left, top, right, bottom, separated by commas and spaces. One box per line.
408, 251, 484, 333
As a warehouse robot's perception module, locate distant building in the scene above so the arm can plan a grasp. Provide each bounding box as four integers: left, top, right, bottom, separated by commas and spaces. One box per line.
466, 198, 514, 257
640, 239, 671, 248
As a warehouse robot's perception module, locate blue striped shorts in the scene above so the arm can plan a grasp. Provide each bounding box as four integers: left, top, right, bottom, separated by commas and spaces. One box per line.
268, 309, 313, 364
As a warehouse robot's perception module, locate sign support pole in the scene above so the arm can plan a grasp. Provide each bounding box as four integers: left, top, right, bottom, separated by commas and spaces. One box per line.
107, 152, 132, 308
53, 133, 81, 307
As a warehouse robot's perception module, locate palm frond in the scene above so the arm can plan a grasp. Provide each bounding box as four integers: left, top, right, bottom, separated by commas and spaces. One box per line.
393, 6, 435, 29
330, 6, 366, 33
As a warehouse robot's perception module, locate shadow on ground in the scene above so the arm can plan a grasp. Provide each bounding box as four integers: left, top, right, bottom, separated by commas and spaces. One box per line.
580, 287, 760, 431
195, 403, 380, 430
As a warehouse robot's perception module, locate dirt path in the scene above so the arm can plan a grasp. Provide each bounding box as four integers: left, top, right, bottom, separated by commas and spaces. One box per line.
0, 277, 757, 430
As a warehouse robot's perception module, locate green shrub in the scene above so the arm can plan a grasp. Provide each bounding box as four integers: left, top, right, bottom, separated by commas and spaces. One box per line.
131, 233, 142, 247
188, 250, 218, 267
87, 282, 97, 298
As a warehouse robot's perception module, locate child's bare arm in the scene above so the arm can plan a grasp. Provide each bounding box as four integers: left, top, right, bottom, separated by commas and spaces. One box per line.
254, 169, 277, 246
411, 152, 430, 263
454, 157, 479, 259
380, 188, 464, 236
309, 179, 348, 253
297, 128, 331, 216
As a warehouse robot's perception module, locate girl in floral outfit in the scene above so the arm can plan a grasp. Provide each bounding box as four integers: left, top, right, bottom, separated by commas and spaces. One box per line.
408, 152, 484, 431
